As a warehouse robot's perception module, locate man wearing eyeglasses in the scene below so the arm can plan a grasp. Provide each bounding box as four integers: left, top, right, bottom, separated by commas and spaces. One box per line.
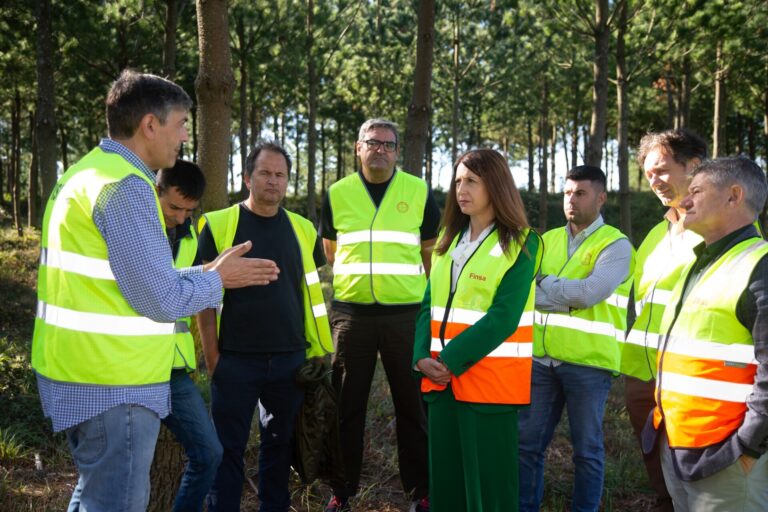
320, 118, 440, 512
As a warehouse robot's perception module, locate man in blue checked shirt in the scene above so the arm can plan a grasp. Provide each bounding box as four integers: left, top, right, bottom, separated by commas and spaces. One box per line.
31, 69, 279, 512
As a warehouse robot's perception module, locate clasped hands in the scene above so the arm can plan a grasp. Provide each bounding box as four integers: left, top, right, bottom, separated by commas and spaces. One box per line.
417, 357, 451, 386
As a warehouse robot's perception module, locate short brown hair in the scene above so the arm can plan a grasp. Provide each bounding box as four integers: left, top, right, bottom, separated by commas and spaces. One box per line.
636, 128, 707, 169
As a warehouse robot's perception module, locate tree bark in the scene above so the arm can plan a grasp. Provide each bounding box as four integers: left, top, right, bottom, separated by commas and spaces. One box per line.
12, 89, 23, 236
336, 121, 344, 182
402, 0, 435, 178
36, 0, 57, 227
539, 77, 549, 232
712, 41, 726, 158
294, 115, 301, 198
306, 0, 318, 222
550, 121, 556, 193
679, 56, 691, 129
162, 0, 183, 79
236, 13, 249, 197
320, 120, 327, 198
586, 0, 609, 167
148, 425, 185, 512
451, 10, 460, 165
615, 0, 631, 238
28, 110, 39, 229
195, 0, 236, 211
527, 118, 534, 192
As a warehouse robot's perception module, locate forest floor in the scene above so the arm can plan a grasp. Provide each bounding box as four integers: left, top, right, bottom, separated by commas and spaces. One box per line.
0, 220, 656, 511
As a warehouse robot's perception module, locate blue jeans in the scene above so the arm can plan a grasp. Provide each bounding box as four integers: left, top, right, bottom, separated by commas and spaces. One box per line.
162, 370, 223, 512
207, 350, 305, 512
67, 404, 160, 512
518, 361, 613, 512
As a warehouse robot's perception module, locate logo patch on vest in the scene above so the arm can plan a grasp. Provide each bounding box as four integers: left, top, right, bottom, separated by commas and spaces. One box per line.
469, 272, 486, 281
396, 201, 409, 213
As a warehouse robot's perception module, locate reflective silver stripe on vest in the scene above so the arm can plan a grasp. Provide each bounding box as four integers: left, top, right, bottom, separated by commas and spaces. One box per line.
624, 330, 662, 349
660, 371, 753, 403
606, 292, 629, 310
336, 230, 420, 247
40, 247, 115, 280
312, 303, 328, 317
431, 306, 533, 327
429, 338, 532, 358
36, 301, 176, 336
305, 270, 320, 286
535, 311, 624, 341
333, 262, 423, 275
665, 334, 757, 365
634, 289, 673, 317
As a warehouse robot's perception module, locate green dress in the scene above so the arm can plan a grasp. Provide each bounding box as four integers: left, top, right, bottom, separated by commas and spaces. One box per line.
413, 233, 540, 512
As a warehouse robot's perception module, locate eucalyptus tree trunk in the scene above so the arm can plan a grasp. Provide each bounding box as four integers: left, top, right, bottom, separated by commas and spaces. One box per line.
195, 0, 235, 211
586, 0, 609, 167
451, 10, 460, 165
28, 111, 38, 228
306, 0, 318, 222
712, 41, 726, 157
162, 0, 184, 79
236, 13, 249, 197
538, 77, 549, 232
615, 0, 631, 238
403, 0, 436, 178
36, 0, 57, 227
527, 118, 534, 193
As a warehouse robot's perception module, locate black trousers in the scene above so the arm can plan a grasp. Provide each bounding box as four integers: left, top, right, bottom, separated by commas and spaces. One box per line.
331, 309, 429, 500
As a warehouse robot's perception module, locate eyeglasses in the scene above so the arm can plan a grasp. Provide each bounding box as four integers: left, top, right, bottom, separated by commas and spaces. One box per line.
360, 139, 397, 152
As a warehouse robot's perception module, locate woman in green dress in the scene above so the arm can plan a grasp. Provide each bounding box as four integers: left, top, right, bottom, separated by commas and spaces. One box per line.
414, 148, 540, 512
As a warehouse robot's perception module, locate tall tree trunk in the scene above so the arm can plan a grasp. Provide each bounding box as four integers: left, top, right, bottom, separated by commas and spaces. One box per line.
28, 110, 39, 229
280, 113, 286, 148
550, 121, 556, 193
562, 124, 570, 172
60, 124, 68, 171
249, 78, 260, 147
616, 0, 631, 238
148, 425, 185, 512
320, 120, 327, 198
162, 0, 182, 79
195, 0, 236, 211
586, 0, 609, 167
191, 106, 198, 161
236, 13, 249, 197
527, 118, 534, 192
36, 0, 57, 226
735, 113, 744, 155
12, 89, 23, 236
712, 41, 726, 158
425, 120, 433, 187
336, 121, 344, 182
748, 116, 756, 160
294, 116, 301, 198
571, 110, 579, 168
539, 77, 549, 232
679, 56, 691, 128
665, 71, 675, 129
451, 10, 460, 165
306, 0, 318, 222
403, 0, 435, 177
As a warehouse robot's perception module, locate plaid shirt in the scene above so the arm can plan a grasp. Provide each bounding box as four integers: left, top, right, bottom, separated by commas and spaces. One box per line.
37, 139, 221, 432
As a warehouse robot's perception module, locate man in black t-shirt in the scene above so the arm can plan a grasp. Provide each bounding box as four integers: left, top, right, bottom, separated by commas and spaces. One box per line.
197, 141, 330, 512
320, 119, 440, 512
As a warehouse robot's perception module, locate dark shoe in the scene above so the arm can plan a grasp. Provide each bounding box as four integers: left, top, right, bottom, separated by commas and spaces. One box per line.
410, 496, 429, 512
326, 495, 351, 512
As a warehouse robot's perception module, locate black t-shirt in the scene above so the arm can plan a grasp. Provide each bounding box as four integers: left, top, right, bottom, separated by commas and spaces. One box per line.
198, 205, 325, 353
319, 170, 441, 315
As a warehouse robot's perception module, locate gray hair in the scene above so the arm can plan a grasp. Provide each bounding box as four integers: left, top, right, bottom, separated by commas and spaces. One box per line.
693, 157, 768, 215
358, 118, 399, 146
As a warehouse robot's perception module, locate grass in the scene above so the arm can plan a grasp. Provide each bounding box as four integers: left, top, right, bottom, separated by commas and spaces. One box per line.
0, 219, 658, 511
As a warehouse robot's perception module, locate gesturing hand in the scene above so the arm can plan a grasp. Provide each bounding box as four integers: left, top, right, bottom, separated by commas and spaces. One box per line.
206, 241, 280, 288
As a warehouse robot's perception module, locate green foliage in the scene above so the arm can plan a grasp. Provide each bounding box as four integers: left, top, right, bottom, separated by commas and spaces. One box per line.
0, 427, 28, 464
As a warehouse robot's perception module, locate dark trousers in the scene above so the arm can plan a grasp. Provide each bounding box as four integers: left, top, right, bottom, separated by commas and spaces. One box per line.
624, 376, 673, 512
207, 350, 305, 512
331, 310, 429, 500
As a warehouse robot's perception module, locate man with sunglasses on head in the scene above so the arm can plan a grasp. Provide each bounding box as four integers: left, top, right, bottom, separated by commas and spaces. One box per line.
320, 118, 440, 512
